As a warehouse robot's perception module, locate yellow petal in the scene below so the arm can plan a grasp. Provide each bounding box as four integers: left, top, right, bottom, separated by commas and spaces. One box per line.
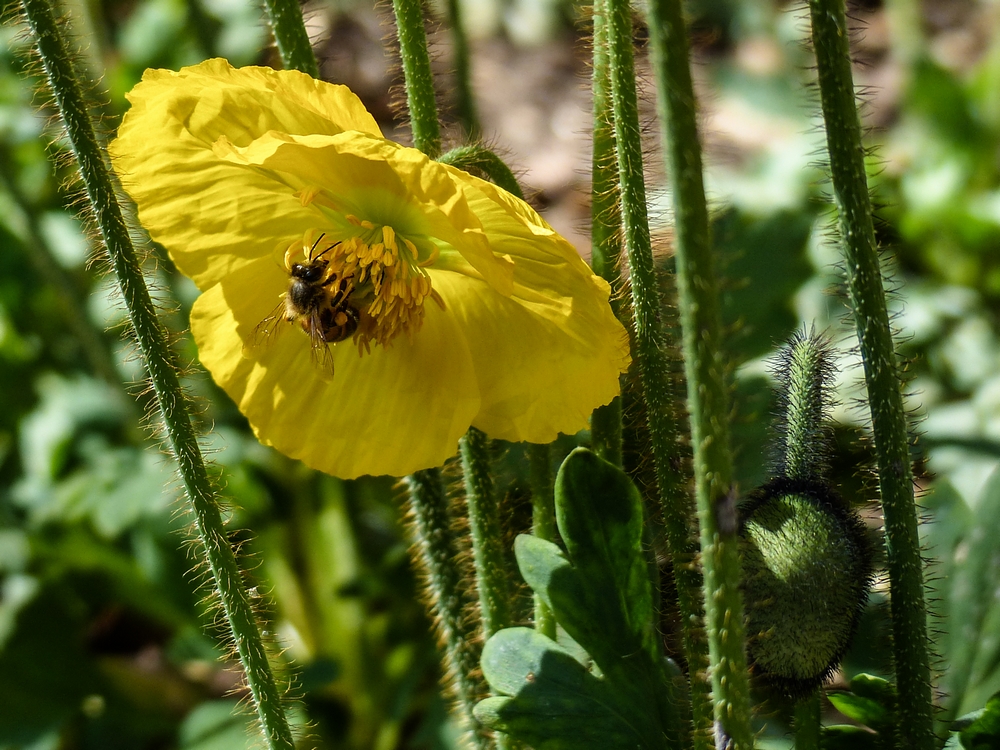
192, 268, 482, 479
109, 59, 380, 290
428, 166, 630, 441
430, 269, 628, 443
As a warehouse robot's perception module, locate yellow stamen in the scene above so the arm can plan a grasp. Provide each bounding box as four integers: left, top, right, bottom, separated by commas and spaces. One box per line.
417, 243, 439, 267
382, 226, 397, 251
346, 214, 375, 230
296, 186, 322, 207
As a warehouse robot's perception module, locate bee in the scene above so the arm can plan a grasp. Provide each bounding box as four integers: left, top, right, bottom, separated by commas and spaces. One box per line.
248, 235, 359, 375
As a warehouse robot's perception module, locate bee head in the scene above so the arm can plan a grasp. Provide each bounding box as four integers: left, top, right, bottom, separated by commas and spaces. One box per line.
291, 262, 326, 283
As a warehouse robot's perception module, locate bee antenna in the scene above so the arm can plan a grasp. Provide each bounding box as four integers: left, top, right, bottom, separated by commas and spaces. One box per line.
313, 240, 342, 263
307, 233, 327, 261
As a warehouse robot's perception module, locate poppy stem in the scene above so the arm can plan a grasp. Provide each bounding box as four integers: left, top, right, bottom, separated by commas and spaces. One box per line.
460, 428, 514, 639
404, 469, 490, 750
529, 444, 556, 640
460, 427, 519, 750
19, 0, 296, 748
390, 0, 442, 157
807, 0, 933, 744
604, 0, 726, 742
261, 0, 319, 77
588, 0, 623, 468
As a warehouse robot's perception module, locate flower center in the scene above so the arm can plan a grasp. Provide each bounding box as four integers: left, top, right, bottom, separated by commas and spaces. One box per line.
283, 220, 444, 354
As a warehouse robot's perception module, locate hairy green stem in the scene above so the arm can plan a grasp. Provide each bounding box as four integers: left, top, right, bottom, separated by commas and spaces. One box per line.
529, 444, 556, 640
20, 0, 294, 747
645, 0, 755, 742
390, 0, 441, 157
588, 0, 624, 468
604, 0, 724, 744
443, 0, 479, 138
460, 428, 513, 638
460, 427, 516, 750
261, 0, 319, 77
404, 469, 489, 750
807, 1, 934, 746
439, 146, 523, 198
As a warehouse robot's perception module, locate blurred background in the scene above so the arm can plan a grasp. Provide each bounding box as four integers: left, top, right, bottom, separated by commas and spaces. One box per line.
2, 0, 1000, 746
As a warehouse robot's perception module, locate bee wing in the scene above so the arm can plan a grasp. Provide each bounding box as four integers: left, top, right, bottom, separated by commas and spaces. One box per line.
306, 309, 337, 382
243, 300, 288, 358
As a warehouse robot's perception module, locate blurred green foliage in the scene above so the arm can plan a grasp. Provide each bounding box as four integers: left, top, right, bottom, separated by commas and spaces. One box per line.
5, 0, 1000, 746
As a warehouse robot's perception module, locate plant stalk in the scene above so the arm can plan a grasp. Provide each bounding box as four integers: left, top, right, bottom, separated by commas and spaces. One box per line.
261, 0, 319, 78
589, 0, 624, 468
529, 444, 556, 640
460, 427, 513, 639
20, 0, 294, 747
642, 0, 751, 743
807, 0, 934, 746
460, 427, 517, 750
390, 0, 442, 157
404, 469, 489, 750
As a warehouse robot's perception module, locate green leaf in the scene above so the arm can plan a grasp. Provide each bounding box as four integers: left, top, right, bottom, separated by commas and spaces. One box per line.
958, 692, 1000, 750
0, 581, 100, 744
178, 701, 253, 750
945, 466, 1000, 717
848, 673, 896, 705
476, 449, 680, 749
552, 447, 659, 667
475, 628, 645, 749
827, 692, 887, 729
716, 207, 814, 364
952, 709, 985, 733
825, 675, 897, 746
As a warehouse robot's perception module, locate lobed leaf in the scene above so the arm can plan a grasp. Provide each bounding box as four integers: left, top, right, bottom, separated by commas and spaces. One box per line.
475, 449, 680, 749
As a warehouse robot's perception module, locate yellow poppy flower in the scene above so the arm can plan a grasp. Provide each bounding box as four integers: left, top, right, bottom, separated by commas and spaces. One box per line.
109, 58, 629, 479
